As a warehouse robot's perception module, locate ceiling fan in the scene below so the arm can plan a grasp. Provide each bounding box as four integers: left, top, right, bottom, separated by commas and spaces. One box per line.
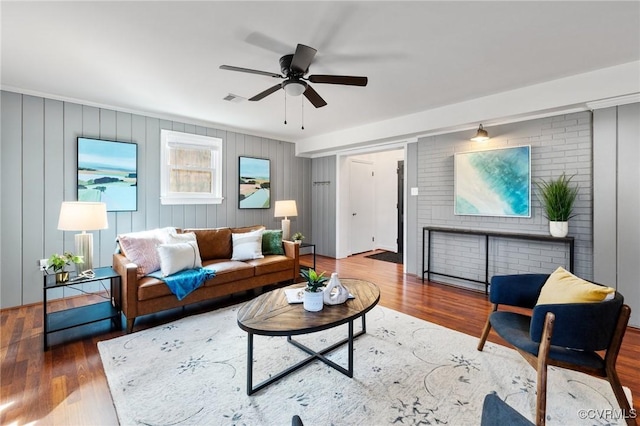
220, 44, 368, 108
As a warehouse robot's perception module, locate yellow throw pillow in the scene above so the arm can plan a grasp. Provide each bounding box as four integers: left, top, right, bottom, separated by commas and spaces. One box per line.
536, 267, 615, 305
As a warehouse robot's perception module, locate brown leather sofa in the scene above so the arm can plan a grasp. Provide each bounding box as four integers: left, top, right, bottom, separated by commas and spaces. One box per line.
113, 226, 300, 332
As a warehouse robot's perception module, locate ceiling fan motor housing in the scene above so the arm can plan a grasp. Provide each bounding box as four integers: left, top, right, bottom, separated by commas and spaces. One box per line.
280, 54, 307, 77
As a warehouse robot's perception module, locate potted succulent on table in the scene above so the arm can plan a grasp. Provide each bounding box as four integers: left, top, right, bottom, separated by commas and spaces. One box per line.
535, 172, 579, 238
47, 252, 83, 283
292, 232, 304, 244
300, 268, 329, 311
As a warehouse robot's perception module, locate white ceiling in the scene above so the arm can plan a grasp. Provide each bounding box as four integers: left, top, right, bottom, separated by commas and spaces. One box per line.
2, 1, 639, 151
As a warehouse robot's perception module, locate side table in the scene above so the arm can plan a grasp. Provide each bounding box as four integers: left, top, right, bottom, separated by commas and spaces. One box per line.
298, 242, 316, 271
43, 266, 121, 350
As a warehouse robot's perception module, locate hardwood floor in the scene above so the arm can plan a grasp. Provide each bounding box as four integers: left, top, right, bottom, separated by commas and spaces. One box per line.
2, 251, 639, 425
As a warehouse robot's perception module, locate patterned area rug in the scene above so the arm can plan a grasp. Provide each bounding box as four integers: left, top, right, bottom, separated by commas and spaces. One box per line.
98, 304, 630, 425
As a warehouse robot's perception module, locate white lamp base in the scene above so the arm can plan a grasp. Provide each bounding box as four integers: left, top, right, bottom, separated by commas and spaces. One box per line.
75, 231, 94, 273
281, 218, 291, 241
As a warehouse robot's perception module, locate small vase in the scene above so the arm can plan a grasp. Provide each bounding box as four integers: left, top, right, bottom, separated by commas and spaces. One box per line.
294, 240, 302, 245
303, 289, 324, 312
324, 273, 349, 305
549, 221, 569, 238
55, 271, 69, 283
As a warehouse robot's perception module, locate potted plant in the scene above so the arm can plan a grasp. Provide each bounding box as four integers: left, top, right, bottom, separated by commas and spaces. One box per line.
292, 232, 304, 244
300, 268, 329, 311
47, 252, 83, 283
534, 173, 579, 237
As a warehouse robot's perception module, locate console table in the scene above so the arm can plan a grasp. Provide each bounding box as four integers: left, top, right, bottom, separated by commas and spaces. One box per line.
422, 227, 575, 294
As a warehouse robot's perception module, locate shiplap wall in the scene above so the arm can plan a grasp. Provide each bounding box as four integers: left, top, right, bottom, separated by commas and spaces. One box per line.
593, 103, 640, 327
411, 112, 594, 288
311, 156, 337, 258
0, 91, 312, 308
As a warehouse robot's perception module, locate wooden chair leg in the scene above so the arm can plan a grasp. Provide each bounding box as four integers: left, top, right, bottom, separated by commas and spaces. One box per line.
535, 312, 554, 426
606, 367, 637, 426
477, 304, 498, 351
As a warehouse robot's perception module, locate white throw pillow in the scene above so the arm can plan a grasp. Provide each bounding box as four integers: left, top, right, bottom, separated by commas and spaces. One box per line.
157, 240, 203, 277
165, 231, 197, 245
231, 228, 264, 261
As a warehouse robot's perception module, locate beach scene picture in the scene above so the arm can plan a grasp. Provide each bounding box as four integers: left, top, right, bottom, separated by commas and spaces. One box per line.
239, 156, 270, 209
454, 145, 530, 217
78, 138, 137, 211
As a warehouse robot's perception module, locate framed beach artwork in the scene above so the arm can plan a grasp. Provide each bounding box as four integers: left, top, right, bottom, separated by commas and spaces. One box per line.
77, 137, 138, 212
238, 156, 270, 209
454, 145, 531, 217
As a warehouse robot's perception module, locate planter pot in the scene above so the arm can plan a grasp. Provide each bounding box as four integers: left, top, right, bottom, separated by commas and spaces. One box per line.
303, 290, 324, 312
55, 271, 70, 283
549, 221, 569, 238
294, 240, 302, 245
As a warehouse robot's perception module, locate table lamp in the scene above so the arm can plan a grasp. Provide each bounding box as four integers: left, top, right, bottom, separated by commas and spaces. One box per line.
274, 200, 297, 240
57, 201, 109, 273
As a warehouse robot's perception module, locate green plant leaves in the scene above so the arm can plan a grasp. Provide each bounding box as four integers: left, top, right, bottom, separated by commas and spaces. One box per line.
300, 268, 329, 292
534, 173, 579, 221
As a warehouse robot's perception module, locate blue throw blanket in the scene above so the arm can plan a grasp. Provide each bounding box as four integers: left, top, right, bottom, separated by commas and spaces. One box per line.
149, 268, 216, 301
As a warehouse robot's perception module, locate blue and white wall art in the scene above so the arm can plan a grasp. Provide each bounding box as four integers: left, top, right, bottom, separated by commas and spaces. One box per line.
454, 145, 531, 217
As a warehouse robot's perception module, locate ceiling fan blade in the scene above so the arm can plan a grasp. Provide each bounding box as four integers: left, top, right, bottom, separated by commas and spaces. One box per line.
303, 85, 327, 108
219, 65, 282, 79
290, 44, 317, 74
248, 84, 282, 101
308, 75, 368, 86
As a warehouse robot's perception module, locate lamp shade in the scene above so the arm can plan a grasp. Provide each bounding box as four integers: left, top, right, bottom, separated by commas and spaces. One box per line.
57, 201, 109, 231
274, 200, 298, 218
471, 124, 490, 142
283, 80, 307, 97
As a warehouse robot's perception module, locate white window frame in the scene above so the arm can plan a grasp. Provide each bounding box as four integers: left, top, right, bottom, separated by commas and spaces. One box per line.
160, 129, 224, 205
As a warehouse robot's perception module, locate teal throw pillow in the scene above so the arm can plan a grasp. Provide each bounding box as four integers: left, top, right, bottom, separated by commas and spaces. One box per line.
262, 229, 285, 255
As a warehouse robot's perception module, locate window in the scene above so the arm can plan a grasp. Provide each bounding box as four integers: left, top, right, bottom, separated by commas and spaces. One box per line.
160, 130, 223, 205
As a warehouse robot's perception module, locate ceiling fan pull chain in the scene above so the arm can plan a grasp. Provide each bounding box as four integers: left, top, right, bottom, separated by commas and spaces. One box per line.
301, 96, 304, 130
284, 91, 287, 125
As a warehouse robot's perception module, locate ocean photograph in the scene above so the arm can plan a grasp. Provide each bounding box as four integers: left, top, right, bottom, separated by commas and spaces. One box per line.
77, 138, 137, 212
239, 157, 270, 209
454, 146, 530, 217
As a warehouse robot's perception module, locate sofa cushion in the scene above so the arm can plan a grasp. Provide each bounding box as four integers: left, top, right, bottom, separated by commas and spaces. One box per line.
117, 227, 176, 278
157, 240, 203, 276
536, 267, 615, 305
138, 275, 172, 301
231, 225, 265, 234
231, 228, 264, 261
184, 228, 233, 260
262, 229, 285, 255
201, 260, 255, 285
118, 235, 162, 278
246, 255, 294, 275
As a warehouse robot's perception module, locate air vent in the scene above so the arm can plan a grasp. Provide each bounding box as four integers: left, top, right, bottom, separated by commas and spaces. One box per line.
223, 93, 245, 103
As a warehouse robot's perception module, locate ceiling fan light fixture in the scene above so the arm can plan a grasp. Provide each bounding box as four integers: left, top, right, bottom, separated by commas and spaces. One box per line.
283, 80, 307, 97
471, 124, 490, 142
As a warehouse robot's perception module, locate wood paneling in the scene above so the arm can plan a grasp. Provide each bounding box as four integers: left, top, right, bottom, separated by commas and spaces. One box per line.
311, 155, 336, 257
1, 91, 23, 307
0, 90, 312, 309
1, 253, 638, 424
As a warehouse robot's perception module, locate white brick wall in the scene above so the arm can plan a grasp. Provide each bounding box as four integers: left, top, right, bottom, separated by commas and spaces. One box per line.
415, 111, 593, 291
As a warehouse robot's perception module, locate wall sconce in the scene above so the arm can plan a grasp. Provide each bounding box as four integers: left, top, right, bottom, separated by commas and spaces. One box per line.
274, 200, 298, 240
471, 124, 490, 142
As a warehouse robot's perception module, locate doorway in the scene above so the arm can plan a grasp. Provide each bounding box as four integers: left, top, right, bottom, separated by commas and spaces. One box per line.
397, 160, 404, 255
349, 160, 374, 254
336, 148, 405, 260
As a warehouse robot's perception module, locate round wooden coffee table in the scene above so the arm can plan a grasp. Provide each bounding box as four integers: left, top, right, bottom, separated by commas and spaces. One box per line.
237, 278, 380, 395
